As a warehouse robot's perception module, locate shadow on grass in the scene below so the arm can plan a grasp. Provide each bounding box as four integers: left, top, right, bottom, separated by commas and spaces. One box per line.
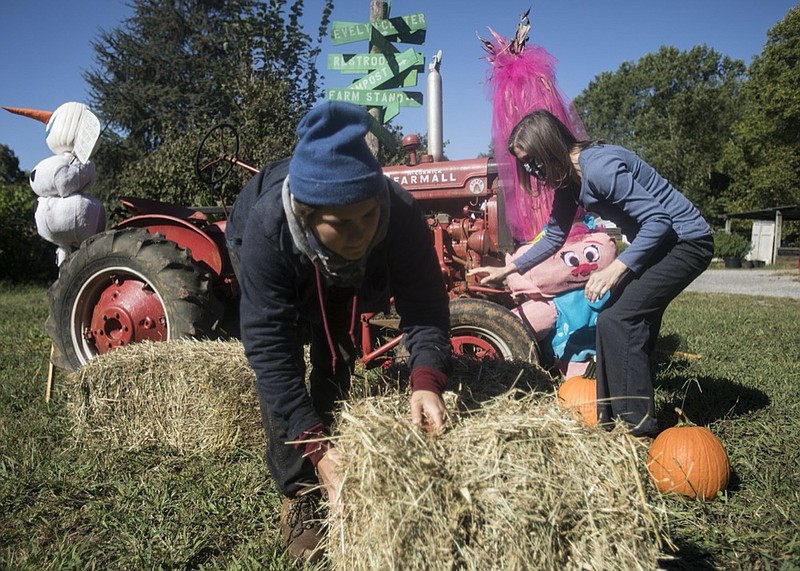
653, 334, 770, 428
448, 357, 557, 410
659, 541, 718, 570
654, 372, 770, 428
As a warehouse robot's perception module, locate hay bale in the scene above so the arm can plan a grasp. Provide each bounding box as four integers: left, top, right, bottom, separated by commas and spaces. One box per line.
65, 339, 262, 453
328, 391, 667, 571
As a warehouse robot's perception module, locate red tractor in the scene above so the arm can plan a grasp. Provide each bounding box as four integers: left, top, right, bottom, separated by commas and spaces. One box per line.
45, 95, 540, 372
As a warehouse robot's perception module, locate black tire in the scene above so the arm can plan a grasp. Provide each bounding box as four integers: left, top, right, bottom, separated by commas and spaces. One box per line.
45, 227, 224, 372
449, 298, 539, 364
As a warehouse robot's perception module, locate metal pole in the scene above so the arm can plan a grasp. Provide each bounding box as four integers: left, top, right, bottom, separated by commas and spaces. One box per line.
772, 210, 783, 265
427, 50, 444, 161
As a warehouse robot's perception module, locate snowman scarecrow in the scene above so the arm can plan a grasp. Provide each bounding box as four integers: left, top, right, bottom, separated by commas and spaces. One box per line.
4, 102, 106, 266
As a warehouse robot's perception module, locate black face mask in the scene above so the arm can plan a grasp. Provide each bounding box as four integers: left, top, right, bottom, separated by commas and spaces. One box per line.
522, 157, 546, 181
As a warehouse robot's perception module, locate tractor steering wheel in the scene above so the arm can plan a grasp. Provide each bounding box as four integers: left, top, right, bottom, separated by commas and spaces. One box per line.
195, 123, 240, 186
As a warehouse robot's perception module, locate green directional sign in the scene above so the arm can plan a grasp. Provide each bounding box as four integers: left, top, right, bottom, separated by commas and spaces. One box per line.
328, 51, 425, 75
385, 70, 419, 88
330, 12, 426, 46
366, 114, 398, 151
327, 10, 427, 135
327, 88, 422, 108
328, 53, 389, 74
336, 65, 418, 88
371, 12, 426, 44
330, 21, 370, 45
346, 48, 424, 91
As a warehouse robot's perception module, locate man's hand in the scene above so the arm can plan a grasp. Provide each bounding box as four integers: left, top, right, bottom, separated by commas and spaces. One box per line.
410, 390, 448, 434
584, 259, 629, 303
316, 447, 345, 514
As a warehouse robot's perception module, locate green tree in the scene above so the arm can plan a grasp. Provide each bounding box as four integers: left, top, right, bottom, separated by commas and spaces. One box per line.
0, 144, 26, 184
574, 45, 745, 221
0, 145, 56, 282
720, 5, 800, 215
86, 0, 333, 205
0, 182, 58, 283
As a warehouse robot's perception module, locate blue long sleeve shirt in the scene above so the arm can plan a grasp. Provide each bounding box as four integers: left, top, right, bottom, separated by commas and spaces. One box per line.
513, 145, 712, 275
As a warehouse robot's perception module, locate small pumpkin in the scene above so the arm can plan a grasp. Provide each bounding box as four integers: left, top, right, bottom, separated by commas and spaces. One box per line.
647, 408, 730, 500
557, 374, 598, 425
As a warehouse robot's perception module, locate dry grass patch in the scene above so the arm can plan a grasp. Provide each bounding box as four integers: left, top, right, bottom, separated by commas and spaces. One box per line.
328, 389, 668, 571
64, 339, 262, 453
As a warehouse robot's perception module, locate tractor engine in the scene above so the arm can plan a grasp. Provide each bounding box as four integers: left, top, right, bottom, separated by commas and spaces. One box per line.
382, 145, 514, 299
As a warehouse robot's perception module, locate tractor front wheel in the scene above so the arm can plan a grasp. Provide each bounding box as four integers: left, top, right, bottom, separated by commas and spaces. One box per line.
45, 228, 223, 371
449, 298, 539, 364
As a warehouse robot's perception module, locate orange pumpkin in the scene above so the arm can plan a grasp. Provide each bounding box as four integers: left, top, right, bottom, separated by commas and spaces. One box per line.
647, 408, 730, 500
557, 375, 598, 425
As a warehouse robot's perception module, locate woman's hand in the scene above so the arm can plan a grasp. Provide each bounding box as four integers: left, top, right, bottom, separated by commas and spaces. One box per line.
316, 447, 345, 514
467, 263, 517, 286
410, 389, 448, 434
584, 259, 629, 302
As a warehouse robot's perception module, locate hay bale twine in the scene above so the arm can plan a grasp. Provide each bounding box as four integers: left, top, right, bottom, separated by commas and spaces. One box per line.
65, 339, 262, 453
328, 391, 667, 571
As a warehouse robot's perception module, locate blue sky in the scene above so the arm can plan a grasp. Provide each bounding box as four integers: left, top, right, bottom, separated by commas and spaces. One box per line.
1, 1, 796, 172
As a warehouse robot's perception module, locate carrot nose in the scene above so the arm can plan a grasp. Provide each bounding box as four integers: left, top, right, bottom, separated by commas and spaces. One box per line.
2, 106, 53, 124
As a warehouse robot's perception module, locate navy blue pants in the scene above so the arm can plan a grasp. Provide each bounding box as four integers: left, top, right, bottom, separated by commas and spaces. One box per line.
260, 286, 355, 497
228, 241, 354, 497
595, 235, 713, 436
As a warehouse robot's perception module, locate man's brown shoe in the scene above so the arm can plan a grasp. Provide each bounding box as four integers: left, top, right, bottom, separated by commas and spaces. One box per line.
280, 493, 325, 562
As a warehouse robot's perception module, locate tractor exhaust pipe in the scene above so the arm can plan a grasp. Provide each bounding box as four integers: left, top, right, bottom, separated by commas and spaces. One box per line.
427, 50, 444, 162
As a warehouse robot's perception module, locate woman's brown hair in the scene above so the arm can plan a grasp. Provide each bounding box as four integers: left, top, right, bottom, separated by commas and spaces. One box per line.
507, 109, 600, 194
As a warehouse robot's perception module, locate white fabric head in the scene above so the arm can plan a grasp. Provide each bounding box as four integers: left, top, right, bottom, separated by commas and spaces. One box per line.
45, 102, 101, 162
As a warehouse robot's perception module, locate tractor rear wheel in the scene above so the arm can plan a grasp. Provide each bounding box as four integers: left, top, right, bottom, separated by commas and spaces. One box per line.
449, 298, 539, 364
45, 227, 223, 372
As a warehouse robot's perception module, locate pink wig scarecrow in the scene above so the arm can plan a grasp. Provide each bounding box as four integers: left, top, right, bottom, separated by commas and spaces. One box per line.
481, 10, 586, 242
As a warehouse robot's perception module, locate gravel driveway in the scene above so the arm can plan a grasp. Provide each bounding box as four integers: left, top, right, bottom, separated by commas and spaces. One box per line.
684, 268, 800, 298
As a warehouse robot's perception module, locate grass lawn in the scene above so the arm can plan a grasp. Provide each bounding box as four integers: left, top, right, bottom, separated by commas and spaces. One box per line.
0, 281, 798, 569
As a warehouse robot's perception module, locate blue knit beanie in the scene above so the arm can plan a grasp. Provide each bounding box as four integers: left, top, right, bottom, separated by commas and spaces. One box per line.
289, 101, 385, 206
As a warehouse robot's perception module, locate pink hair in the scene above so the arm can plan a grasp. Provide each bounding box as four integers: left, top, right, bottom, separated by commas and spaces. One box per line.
565, 220, 607, 244
484, 29, 586, 241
